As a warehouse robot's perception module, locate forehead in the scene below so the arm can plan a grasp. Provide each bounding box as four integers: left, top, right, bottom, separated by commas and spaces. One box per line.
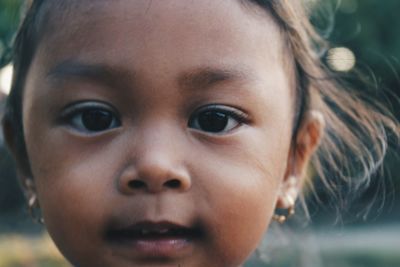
27, 0, 293, 99
43, 0, 277, 31
38, 0, 286, 61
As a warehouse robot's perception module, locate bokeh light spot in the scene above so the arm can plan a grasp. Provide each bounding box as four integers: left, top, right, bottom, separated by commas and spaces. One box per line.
0, 64, 13, 95
327, 47, 356, 72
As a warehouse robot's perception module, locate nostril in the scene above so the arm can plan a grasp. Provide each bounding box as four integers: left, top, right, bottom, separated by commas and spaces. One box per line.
128, 180, 146, 189
164, 179, 181, 189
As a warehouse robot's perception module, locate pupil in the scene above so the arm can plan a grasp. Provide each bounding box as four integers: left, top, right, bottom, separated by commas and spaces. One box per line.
82, 109, 113, 131
198, 111, 228, 132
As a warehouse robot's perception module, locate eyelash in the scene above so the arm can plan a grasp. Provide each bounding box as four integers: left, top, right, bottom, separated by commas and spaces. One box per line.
59, 102, 121, 134
188, 105, 249, 134
59, 102, 249, 135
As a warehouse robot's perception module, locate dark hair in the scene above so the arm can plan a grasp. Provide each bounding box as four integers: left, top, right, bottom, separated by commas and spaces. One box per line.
3, 0, 399, 216
3, 0, 50, 174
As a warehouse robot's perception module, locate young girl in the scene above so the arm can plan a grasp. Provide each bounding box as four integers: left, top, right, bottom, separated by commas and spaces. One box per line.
2, 0, 398, 266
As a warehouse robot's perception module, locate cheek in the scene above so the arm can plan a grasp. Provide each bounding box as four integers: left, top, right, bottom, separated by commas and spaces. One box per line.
191, 135, 287, 265
209, 178, 277, 265
25, 131, 122, 262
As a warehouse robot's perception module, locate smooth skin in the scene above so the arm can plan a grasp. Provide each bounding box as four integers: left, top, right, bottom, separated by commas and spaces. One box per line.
5, 0, 324, 266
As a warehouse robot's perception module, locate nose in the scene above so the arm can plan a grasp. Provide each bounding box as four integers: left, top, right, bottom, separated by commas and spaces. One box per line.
118, 162, 191, 194
117, 130, 192, 195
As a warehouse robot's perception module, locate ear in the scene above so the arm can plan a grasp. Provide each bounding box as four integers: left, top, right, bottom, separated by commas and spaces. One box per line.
276, 110, 325, 209
2, 117, 35, 197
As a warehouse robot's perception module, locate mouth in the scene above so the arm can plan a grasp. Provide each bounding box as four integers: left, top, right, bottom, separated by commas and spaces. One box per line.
105, 221, 202, 258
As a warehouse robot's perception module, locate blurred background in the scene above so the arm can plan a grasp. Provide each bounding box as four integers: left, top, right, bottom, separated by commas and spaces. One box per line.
0, 0, 399, 266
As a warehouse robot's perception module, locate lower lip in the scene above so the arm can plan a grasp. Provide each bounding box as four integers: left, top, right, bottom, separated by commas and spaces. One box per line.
112, 237, 193, 258
135, 238, 190, 255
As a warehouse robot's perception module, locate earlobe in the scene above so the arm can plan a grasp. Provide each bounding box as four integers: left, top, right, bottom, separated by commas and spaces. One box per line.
276, 110, 325, 209
276, 175, 297, 208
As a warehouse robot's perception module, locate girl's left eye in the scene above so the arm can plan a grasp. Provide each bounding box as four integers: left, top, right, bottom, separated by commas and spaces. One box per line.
188, 105, 248, 134
61, 102, 121, 134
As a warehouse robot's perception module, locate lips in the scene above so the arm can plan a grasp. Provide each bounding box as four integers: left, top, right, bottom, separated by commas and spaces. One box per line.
105, 220, 202, 258
106, 221, 201, 242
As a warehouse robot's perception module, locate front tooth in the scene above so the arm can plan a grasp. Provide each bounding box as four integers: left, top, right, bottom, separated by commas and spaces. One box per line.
159, 228, 169, 234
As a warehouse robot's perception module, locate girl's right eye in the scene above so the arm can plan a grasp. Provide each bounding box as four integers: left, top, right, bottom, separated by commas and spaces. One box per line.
60, 102, 121, 134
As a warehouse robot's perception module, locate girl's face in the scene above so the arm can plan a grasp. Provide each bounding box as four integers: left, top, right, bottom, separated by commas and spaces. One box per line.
18, 0, 316, 266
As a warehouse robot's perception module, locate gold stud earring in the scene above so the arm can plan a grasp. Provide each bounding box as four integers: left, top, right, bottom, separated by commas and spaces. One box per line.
272, 205, 295, 224
272, 195, 295, 224
28, 194, 45, 224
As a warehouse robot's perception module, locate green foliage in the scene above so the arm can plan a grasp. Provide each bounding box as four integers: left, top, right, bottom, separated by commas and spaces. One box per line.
331, 0, 400, 97
245, 250, 400, 267
0, 234, 69, 267
321, 250, 400, 267
332, 0, 400, 62
0, 0, 23, 67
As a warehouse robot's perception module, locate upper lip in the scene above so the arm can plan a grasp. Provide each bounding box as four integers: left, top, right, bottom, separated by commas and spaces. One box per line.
105, 220, 202, 242
117, 220, 191, 233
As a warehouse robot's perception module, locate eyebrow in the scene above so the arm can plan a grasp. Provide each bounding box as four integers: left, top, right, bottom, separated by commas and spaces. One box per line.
178, 67, 252, 91
47, 60, 253, 91
47, 60, 133, 88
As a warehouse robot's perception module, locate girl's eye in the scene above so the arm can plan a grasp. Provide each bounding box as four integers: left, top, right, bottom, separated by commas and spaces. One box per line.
188, 105, 248, 134
61, 103, 121, 133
